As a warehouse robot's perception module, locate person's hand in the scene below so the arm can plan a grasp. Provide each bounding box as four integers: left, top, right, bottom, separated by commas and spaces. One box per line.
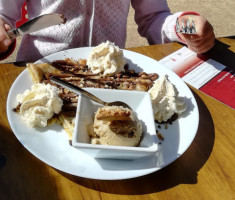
177, 14, 215, 54
0, 18, 13, 53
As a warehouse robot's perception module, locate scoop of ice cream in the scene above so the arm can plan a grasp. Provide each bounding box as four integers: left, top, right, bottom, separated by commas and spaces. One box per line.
87, 40, 126, 76
16, 83, 63, 127
89, 106, 142, 147
148, 75, 187, 123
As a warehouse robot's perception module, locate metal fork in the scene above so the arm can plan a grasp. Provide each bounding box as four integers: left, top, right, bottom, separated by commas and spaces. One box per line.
176, 18, 197, 34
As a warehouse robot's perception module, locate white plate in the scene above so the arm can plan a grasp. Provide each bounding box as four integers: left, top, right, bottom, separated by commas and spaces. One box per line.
7, 47, 199, 180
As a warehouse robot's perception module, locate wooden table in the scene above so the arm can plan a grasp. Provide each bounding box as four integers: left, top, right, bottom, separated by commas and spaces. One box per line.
0, 37, 234, 200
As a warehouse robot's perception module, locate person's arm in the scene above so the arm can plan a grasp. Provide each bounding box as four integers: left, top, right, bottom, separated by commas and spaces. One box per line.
131, 0, 180, 44
131, 0, 215, 54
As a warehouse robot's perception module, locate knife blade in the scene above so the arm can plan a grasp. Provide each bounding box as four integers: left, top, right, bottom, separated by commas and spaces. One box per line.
7, 13, 66, 39
6, 60, 34, 67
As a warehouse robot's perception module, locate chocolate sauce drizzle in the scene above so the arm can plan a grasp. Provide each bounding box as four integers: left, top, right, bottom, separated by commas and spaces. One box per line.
42, 58, 159, 117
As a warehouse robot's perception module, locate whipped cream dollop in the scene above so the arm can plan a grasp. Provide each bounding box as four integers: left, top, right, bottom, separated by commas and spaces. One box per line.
16, 83, 63, 127
148, 75, 187, 123
87, 40, 126, 76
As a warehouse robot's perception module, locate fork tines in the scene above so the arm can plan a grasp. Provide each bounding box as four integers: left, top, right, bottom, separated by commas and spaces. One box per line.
176, 18, 196, 34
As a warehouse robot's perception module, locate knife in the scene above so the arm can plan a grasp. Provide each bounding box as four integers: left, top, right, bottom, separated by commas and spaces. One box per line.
7, 13, 66, 39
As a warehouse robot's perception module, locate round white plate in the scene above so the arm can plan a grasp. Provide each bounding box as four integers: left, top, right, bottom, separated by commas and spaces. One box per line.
7, 47, 199, 180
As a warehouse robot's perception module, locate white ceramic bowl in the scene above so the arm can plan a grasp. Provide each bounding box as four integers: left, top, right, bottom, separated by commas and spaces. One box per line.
72, 88, 158, 160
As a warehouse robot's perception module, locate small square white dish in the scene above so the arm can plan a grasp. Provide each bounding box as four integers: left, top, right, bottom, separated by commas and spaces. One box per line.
72, 88, 158, 160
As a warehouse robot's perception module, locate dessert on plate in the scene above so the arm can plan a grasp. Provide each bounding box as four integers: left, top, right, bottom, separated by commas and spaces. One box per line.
14, 41, 158, 139
14, 40, 187, 141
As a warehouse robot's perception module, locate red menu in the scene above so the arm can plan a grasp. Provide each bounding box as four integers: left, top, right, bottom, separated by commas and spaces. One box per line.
159, 47, 235, 109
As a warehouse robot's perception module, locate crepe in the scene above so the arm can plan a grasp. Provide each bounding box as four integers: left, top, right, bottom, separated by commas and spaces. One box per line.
25, 58, 159, 139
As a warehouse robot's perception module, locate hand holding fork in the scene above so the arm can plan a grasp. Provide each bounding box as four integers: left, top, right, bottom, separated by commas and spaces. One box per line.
175, 14, 215, 54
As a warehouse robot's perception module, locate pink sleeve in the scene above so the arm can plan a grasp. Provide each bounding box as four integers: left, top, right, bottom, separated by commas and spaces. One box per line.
131, 0, 182, 44
0, 0, 25, 28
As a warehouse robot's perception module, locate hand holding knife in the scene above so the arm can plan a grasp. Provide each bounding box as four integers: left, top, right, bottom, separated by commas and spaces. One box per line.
7, 13, 66, 39
0, 13, 66, 63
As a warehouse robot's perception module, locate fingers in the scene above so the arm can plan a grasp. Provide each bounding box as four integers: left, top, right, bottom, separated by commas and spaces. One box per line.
2, 24, 12, 46
188, 33, 215, 54
0, 18, 13, 53
181, 29, 215, 54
